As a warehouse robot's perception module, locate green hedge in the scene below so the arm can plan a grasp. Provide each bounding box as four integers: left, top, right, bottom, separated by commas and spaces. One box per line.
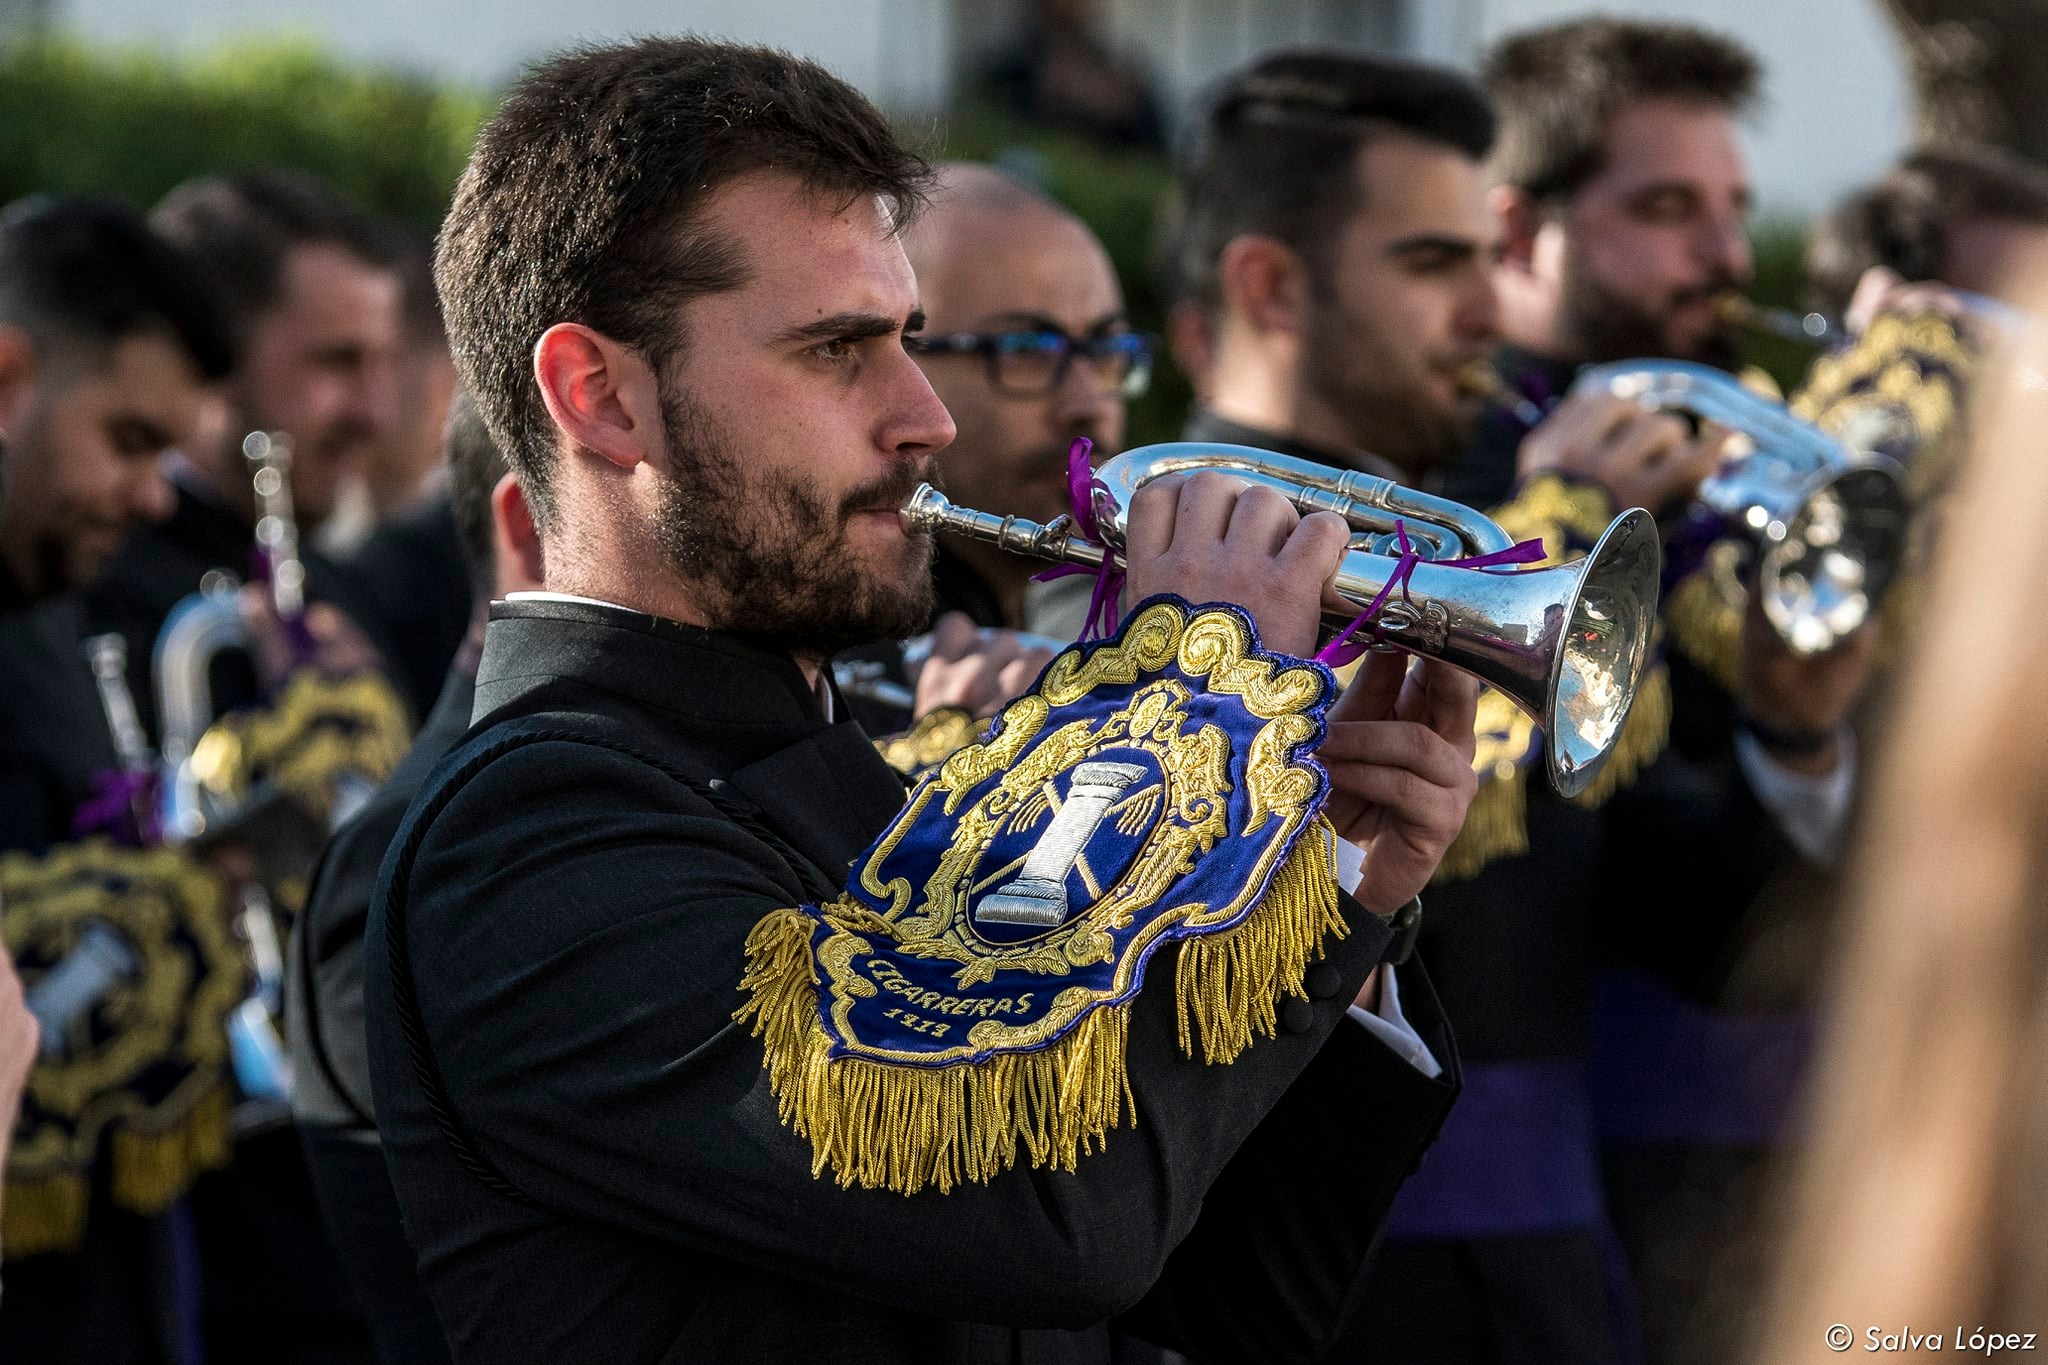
0, 35, 1816, 432
0, 36, 492, 230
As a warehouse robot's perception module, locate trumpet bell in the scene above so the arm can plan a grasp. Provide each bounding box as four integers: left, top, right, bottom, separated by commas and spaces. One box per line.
1543, 508, 1661, 796
1750, 460, 1907, 655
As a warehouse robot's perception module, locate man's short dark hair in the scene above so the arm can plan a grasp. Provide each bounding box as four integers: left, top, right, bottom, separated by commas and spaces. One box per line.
1174, 50, 1496, 320
1805, 145, 2048, 315
444, 387, 510, 599
435, 37, 934, 530
1484, 19, 1760, 203
150, 168, 396, 341
0, 195, 235, 381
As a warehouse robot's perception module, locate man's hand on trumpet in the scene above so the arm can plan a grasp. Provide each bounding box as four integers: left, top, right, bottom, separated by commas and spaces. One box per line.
1120, 470, 1481, 915
1120, 470, 1351, 657
1320, 650, 1480, 920
913, 612, 1061, 719
1517, 388, 1734, 515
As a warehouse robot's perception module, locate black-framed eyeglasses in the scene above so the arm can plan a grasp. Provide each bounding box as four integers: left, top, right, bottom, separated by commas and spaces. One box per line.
907, 328, 1156, 399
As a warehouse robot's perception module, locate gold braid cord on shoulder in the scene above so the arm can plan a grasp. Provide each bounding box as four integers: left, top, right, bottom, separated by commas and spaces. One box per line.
736, 601, 1347, 1194
1430, 474, 1671, 884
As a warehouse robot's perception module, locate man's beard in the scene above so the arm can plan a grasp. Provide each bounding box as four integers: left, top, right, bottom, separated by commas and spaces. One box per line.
650, 383, 936, 659
1301, 304, 1476, 477
1559, 249, 1744, 372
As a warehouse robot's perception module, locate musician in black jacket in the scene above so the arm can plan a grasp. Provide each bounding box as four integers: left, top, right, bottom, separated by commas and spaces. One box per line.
367, 37, 1479, 1364
83, 168, 399, 1365
0, 196, 234, 1364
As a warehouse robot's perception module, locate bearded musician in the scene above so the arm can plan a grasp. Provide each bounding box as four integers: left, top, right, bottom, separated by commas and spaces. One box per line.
363, 37, 1484, 1365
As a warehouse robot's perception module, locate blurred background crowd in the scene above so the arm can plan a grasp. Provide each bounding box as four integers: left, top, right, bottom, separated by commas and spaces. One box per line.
1, 1, 2046, 1363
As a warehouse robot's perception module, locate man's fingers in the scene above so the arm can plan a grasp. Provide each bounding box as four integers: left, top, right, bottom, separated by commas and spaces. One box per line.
1395, 660, 1481, 755
1167, 471, 1245, 554
1330, 647, 1409, 724
1123, 473, 1183, 569
1606, 409, 1691, 473
1649, 424, 1733, 508
1319, 719, 1473, 792
1318, 757, 1470, 830
1224, 484, 1302, 558
1276, 509, 1351, 591
927, 611, 980, 662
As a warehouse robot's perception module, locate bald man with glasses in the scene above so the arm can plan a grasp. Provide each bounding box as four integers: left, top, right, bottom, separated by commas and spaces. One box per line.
833, 163, 1152, 735
904, 163, 1150, 633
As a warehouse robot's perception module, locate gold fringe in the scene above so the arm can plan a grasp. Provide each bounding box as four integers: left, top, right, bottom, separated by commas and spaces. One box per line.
1, 1170, 90, 1258
736, 826, 1344, 1194
1431, 768, 1530, 884
1174, 819, 1345, 1064
1570, 660, 1672, 809
110, 1083, 233, 1215
1666, 569, 1745, 695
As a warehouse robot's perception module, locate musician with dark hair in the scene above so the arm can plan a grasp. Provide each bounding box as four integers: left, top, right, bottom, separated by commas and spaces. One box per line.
367, 35, 1480, 1365
1171, 48, 1661, 1364
76, 167, 413, 1365
0, 195, 237, 1363
1465, 23, 1959, 1363
1805, 144, 2048, 319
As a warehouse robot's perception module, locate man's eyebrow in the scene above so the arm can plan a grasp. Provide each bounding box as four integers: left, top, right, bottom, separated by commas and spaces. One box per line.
773, 310, 923, 347
1384, 234, 1481, 259
110, 413, 173, 449
971, 310, 1133, 334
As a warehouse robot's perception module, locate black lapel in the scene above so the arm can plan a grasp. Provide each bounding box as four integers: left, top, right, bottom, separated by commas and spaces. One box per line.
726, 721, 909, 888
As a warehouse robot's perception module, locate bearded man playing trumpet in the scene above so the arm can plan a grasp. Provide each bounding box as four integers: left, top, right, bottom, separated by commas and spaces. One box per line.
362, 37, 1491, 1365
1159, 39, 1925, 1365
1470, 19, 1984, 1364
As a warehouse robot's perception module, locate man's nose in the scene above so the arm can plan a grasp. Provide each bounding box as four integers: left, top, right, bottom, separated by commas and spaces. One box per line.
887, 349, 957, 461
1697, 211, 1752, 283
1455, 271, 1502, 345
1049, 351, 1119, 435
132, 458, 177, 525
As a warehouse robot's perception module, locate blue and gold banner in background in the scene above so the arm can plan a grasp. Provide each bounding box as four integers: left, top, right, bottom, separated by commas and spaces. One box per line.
740, 597, 1349, 1194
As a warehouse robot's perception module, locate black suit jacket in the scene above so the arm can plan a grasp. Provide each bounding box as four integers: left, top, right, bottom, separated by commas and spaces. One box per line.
365, 598, 1459, 1365
287, 666, 476, 1365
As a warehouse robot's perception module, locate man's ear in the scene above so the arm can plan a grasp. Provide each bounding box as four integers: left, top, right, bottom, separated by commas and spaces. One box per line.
0, 326, 41, 432
1217, 235, 1310, 337
1492, 185, 1543, 275
532, 323, 660, 473
490, 471, 545, 594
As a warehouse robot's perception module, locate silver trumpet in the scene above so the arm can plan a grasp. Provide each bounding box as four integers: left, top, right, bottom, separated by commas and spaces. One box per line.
1573, 361, 1907, 655
901, 442, 1662, 798
156, 432, 312, 841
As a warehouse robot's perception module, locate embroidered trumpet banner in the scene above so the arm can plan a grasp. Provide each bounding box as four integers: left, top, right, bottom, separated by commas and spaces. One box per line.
738, 598, 1348, 1194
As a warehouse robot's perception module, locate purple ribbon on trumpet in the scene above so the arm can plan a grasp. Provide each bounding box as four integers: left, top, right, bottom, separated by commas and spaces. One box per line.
1315, 522, 1547, 667
1034, 436, 1548, 660
1033, 437, 1126, 642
